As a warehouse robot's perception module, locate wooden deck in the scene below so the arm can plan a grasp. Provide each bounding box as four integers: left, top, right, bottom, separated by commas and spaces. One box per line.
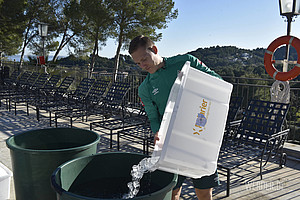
0, 104, 299, 200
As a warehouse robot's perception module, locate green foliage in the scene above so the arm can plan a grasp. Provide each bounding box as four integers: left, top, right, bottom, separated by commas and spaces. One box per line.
0, 0, 26, 55
189, 46, 270, 79
108, 0, 178, 77
27, 0, 63, 57
109, 0, 178, 47
77, 0, 114, 75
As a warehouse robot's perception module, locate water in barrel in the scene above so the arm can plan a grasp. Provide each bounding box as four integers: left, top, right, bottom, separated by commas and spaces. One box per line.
122, 156, 159, 199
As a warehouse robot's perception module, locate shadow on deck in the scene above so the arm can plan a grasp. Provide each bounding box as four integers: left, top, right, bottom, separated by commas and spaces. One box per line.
0, 103, 299, 200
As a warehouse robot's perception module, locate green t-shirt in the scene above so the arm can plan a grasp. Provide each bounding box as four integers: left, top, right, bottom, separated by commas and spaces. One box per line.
138, 54, 222, 133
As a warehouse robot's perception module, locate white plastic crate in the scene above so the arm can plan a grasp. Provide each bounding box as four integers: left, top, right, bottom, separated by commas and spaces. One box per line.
152, 61, 233, 178
0, 162, 12, 200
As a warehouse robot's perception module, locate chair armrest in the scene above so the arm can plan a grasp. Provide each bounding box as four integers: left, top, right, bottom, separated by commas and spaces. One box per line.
228, 119, 242, 127
268, 129, 290, 140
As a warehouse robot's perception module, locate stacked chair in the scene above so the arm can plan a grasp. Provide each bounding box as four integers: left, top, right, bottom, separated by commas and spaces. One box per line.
38, 77, 97, 126
1, 71, 34, 109
54, 79, 110, 127
54, 81, 130, 129
0, 70, 21, 106
32, 76, 76, 124
90, 102, 148, 149
9, 73, 50, 115
0, 70, 20, 91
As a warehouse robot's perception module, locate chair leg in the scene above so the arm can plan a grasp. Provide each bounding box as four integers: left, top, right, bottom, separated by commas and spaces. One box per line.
55, 113, 58, 128
146, 140, 149, 155
49, 111, 52, 126
110, 130, 113, 149
26, 102, 29, 115
226, 169, 231, 197
90, 123, 93, 130
117, 132, 120, 151
14, 101, 17, 115
36, 107, 40, 121
143, 139, 146, 154
8, 98, 11, 111
70, 117, 73, 128
260, 160, 263, 180
6, 98, 9, 110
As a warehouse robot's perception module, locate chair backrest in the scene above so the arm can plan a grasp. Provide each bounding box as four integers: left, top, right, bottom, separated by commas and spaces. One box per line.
25, 72, 40, 87
72, 78, 95, 99
56, 76, 74, 95
31, 73, 49, 89
4, 70, 20, 84
103, 82, 130, 104
17, 71, 33, 86
236, 100, 290, 146
227, 96, 243, 123
123, 103, 148, 124
87, 79, 110, 101
43, 74, 61, 89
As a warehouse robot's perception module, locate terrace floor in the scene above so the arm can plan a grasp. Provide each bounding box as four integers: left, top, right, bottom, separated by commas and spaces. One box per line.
0, 103, 299, 200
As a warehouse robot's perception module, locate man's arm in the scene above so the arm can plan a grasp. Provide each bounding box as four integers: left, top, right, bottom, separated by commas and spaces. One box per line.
138, 84, 161, 134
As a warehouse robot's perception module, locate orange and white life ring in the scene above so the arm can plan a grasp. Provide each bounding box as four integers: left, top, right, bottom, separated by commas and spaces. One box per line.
264, 35, 300, 81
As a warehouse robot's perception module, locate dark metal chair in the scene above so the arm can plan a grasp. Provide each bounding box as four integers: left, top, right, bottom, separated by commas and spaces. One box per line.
222, 96, 244, 142
30, 73, 50, 91
76, 82, 131, 148
0, 70, 21, 106
9, 73, 50, 115
4, 71, 36, 110
117, 124, 153, 155
86, 81, 131, 120
54, 79, 110, 127
218, 100, 290, 197
227, 96, 244, 123
22, 72, 40, 90
0, 70, 20, 91
1, 71, 31, 96
37, 74, 61, 96
90, 103, 148, 149
40, 77, 95, 126
33, 76, 74, 122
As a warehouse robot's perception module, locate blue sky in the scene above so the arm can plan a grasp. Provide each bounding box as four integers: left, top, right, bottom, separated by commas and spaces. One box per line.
41, 0, 299, 59
96, 0, 300, 58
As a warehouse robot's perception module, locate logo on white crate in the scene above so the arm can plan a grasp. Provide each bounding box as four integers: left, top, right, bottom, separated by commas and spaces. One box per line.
193, 98, 211, 135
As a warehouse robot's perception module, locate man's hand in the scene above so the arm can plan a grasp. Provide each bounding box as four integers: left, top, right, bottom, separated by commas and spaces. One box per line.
154, 131, 159, 145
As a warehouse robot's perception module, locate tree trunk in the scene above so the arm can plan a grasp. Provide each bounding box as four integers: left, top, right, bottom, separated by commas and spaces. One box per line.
52, 27, 76, 62
19, 44, 26, 69
113, 28, 123, 82
19, 23, 31, 68
52, 28, 67, 62
90, 31, 99, 78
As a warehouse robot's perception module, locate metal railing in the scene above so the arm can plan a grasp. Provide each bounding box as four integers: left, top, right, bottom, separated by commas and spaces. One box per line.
1, 61, 299, 143
223, 76, 300, 143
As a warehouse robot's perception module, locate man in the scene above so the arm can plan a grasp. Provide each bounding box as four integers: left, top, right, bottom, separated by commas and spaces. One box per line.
129, 35, 221, 200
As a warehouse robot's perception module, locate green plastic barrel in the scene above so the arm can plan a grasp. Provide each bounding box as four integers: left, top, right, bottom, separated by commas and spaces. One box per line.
51, 152, 177, 200
6, 127, 100, 200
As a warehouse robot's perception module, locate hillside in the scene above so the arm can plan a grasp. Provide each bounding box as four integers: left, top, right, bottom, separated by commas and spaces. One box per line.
56, 45, 298, 79
188, 45, 297, 79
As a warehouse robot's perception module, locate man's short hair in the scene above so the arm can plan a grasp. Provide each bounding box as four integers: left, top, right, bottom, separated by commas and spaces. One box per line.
129, 35, 154, 54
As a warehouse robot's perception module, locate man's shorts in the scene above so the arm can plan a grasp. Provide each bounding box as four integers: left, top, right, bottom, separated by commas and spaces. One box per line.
173, 170, 220, 190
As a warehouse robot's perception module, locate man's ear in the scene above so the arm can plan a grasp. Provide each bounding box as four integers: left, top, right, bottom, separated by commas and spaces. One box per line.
151, 46, 158, 54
